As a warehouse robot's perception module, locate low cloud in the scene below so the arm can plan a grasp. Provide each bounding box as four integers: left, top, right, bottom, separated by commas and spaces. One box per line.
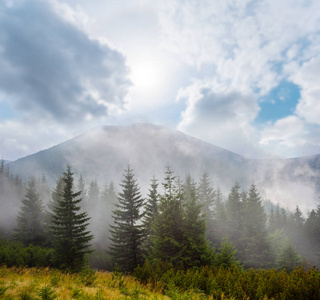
0, 0, 130, 124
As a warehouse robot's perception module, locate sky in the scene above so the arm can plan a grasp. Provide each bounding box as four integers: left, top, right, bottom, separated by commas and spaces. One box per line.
0, 0, 320, 161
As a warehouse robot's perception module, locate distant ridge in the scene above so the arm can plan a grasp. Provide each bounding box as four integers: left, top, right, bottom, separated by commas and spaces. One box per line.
7, 123, 320, 211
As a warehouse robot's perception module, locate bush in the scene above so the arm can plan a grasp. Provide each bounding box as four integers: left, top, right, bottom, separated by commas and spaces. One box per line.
0, 239, 54, 268
134, 260, 320, 299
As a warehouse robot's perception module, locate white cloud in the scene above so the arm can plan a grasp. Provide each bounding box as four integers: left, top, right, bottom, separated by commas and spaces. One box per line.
159, 0, 320, 93
177, 82, 266, 158
260, 116, 320, 157
292, 55, 320, 125
160, 0, 320, 157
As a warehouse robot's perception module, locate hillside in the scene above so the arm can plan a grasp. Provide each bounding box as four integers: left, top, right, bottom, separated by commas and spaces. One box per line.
7, 123, 320, 211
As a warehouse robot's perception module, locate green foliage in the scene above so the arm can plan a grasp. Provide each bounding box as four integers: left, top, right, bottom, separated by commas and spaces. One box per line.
277, 242, 302, 272
78, 265, 97, 287
19, 291, 34, 300
0, 239, 54, 267
134, 260, 320, 299
197, 171, 216, 242
50, 165, 93, 271
109, 166, 145, 272
38, 285, 57, 300
214, 238, 241, 268
13, 176, 46, 246
241, 184, 273, 268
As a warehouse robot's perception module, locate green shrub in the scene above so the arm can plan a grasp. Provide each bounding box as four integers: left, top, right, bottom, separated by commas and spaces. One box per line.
134, 261, 320, 299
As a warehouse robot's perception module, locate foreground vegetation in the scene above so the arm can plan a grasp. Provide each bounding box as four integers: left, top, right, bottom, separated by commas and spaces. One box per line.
1, 264, 320, 300
0, 266, 171, 300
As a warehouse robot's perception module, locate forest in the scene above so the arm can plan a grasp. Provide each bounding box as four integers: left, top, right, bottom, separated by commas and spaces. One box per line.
1, 159, 320, 299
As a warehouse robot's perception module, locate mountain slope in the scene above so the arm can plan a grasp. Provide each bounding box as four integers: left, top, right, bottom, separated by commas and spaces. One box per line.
7, 123, 320, 211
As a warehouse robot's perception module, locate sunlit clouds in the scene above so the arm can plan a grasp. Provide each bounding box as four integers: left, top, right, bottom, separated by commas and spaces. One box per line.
0, 0, 320, 160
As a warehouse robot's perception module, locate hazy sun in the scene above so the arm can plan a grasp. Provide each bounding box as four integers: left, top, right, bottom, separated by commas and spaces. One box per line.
129, 56, 167, 95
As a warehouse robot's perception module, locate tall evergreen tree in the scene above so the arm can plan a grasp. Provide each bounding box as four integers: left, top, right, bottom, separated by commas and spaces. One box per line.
109, 166, 145, 272
198, 171, 216, 242
242, 183, 273, 268
45, 176, 64, 247
225, 182, 243, 251
214, 187, 227, 244
149, 165, 185, 266
181, 177, 214, 268
50, 165, 93, 271
13, 176, 46, 246
142, 176, 159, 254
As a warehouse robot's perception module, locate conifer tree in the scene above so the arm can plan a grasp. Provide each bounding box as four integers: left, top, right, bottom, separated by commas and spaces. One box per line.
214, 237, 241, 268
225, 182, 243, 251
45, 176, 64, 247
277, 242, 302, 272
109, 166, 145, 272
50, 165, 93, 271
149, 165, 184, 265
242, 183, 273, 268
214, 187, 227, 244
142, 176, 159, 254
181, 176, 214, 268
198, 171, 216, 242
13, 176, 46, 246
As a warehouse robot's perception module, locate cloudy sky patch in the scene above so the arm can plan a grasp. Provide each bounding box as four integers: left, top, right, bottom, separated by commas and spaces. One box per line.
1, 0, 320, 160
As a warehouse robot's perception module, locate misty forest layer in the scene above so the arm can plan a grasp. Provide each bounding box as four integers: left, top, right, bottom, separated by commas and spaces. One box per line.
1, 158, 320, 274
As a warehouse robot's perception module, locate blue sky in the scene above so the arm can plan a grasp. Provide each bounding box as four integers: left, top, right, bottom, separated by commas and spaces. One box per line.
0, 0, 320, 160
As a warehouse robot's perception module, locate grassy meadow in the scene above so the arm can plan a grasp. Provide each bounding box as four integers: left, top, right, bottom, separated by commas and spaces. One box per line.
0, 266, 216, 300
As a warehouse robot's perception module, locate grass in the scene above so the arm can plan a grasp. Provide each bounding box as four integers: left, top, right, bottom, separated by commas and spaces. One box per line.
0, 266, 217, 300
0, 266, 174, 300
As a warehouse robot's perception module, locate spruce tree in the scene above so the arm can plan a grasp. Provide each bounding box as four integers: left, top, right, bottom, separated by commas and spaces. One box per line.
181, 177, 214, 268
45, 176, 64, 247
149, 165, 184, 265
198, 171, 216, 242
277, 242, 302, 272
13, 176, 46, 246
214, 187, 227, 243
142, 176, 159, 255
241, 183, 273, 268
109, 166, 145, 272
50, 165, 93, 271
225, 182, 243, 252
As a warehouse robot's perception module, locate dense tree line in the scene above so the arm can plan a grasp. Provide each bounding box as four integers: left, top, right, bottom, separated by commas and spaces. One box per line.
0, 159, 320, 273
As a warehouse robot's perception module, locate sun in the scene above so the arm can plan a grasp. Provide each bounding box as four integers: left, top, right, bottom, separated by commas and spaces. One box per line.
129, 55, 167, 95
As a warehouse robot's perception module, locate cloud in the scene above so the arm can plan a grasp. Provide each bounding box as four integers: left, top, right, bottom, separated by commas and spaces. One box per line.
160, 0, 320, 157
260, 116, 320, 157
0, 0, 130, 124
177, 82, 265, 158
159, 0, 320, 93
292, 55, 320, 126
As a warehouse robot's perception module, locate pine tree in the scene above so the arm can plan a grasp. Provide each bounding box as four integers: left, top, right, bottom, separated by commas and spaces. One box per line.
198, 171, 216, 242
215, 237, 241, 268
181, 177, 214, 268
87, 179, 101, 247
109, 166, 145, 272
225, 182, 243, 252
13, 176, 46, 246
277, 242, 302, 272
303, 209, 319, 265
149, 165, 184, 266
142, 176, 159, 255
45, 176, 64, 247
214, 187, 227, 244
241, 183, 273, 268
50, 165, 93, 271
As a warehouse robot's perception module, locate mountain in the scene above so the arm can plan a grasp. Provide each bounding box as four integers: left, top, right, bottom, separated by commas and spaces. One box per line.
7, 123, 320, 212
